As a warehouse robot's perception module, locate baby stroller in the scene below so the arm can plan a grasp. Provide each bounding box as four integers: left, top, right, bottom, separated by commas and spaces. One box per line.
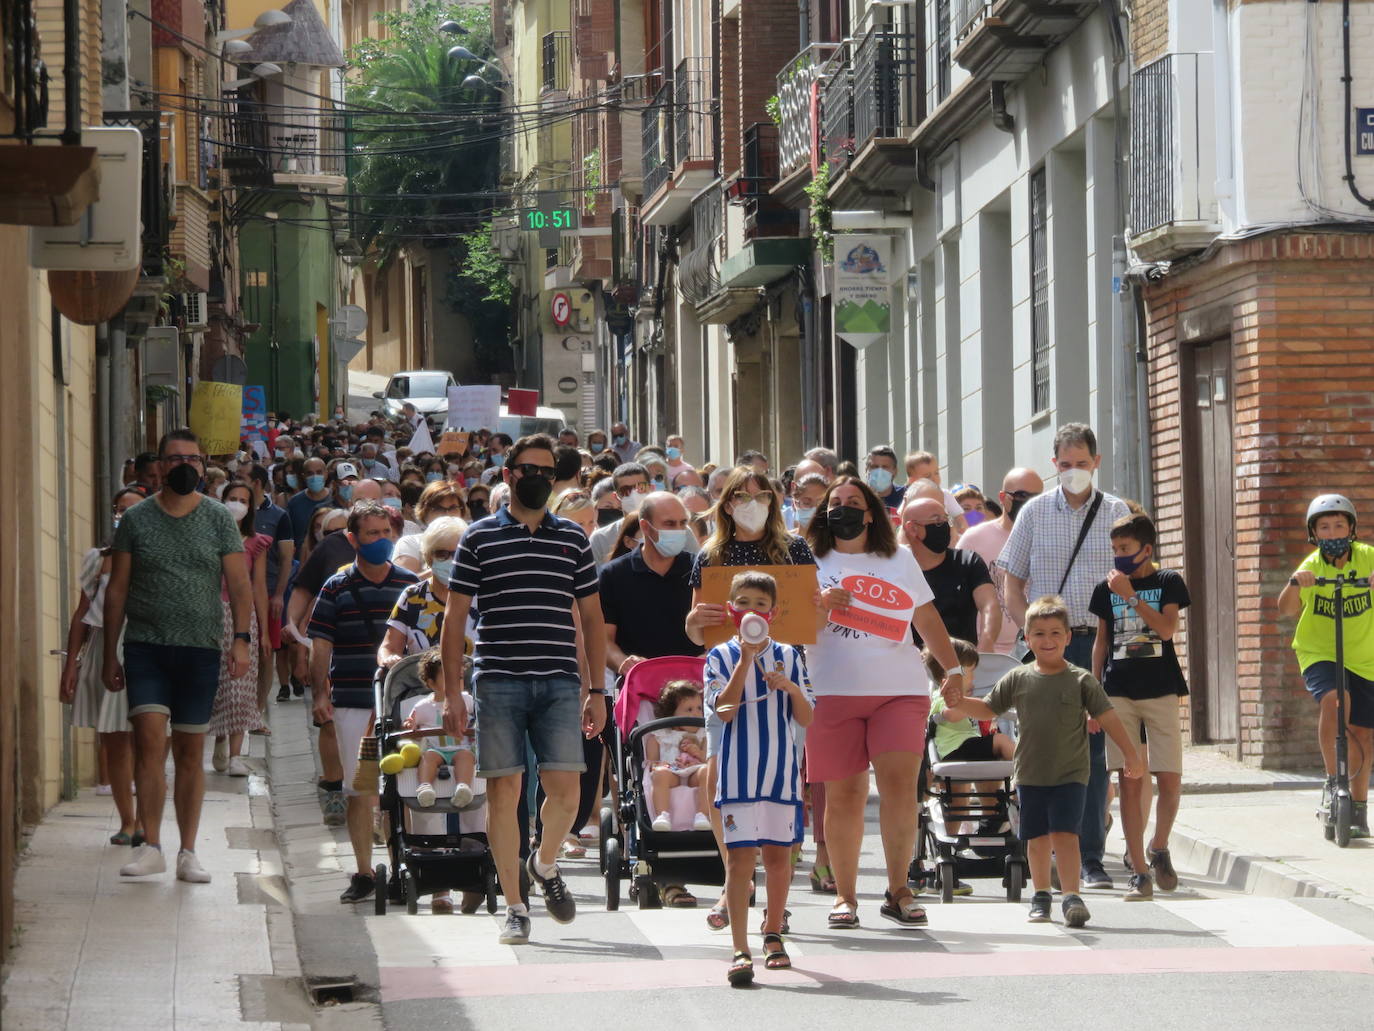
371, 652, 499, 915
600, 655, 725, 910
910, 652, 1028, 903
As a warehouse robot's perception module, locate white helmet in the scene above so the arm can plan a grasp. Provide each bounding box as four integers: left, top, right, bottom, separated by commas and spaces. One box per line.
1306, 494, 1357, 543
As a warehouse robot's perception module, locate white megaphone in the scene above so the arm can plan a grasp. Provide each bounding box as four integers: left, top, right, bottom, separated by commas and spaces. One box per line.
738, 612, 770, 646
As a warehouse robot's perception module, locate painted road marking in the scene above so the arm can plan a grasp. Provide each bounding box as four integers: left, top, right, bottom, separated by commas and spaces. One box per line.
1154, 899, 1371, 949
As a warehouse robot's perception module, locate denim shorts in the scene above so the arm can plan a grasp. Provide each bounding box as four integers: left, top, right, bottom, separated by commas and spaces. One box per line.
1302, 662, 1374, 729
1017, 782, 1087, 841
123, 641, 222, 733
472, 674, 585, 778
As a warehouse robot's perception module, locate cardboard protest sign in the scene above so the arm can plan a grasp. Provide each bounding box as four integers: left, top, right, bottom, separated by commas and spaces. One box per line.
190, 381, 243, 456
437, 430, 470, 459
507, 388, 539, 416
447, 384, 501, 430
827, 568, 917, 642
698, 564, 819, 649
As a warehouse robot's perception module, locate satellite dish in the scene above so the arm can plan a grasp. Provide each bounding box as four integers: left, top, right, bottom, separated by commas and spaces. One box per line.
210, 354, 248, 385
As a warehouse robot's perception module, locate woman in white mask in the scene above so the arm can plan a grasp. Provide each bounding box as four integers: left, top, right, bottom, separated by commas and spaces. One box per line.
684, 465, 816, 931
209, 483, 273, 776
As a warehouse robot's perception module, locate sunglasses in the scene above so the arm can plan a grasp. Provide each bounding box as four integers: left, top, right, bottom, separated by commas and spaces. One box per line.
513, 464, 556, 481
1005, 490, 1040, 501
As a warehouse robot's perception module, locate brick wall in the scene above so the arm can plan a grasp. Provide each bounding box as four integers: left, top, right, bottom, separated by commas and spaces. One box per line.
1144, 231, 1374, 769
1129, 0, 1170, 66
727, 0, 800, 177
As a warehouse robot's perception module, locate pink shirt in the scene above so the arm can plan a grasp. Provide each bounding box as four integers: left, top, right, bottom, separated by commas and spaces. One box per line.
222, 532, 272, 601
956, 519, 1018, 654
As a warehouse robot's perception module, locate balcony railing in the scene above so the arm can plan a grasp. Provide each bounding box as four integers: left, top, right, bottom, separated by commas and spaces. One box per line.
679, 183, 721, 304
776, 43, 840, 179
819, 50, 853, 179
851, 27, 919, 148
542, 31, 571, 93
673, 57, 715, 168
739, 122, 797, 238
4, 0, 50, 141
953, 0, 990, 44
222, 97, 272, 186
927, 0, 953, 111
641, 80, 673, 198
104, 110, 169, 277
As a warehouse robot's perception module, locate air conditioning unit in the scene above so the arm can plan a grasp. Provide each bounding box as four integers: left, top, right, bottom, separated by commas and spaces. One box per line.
143, 326, 180, 388
1128, 52, 1221, 262
181, 292, 208, 329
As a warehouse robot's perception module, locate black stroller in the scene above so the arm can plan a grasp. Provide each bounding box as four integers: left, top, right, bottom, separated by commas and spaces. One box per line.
911, 653, 1028, 903
371, 652, 499, 915
600, 656, 725, 910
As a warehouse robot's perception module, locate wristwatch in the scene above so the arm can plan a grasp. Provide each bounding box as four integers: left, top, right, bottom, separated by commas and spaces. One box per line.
233, 631, 252, 643
1126, 595, 1142, 608
587, 688, 609, 696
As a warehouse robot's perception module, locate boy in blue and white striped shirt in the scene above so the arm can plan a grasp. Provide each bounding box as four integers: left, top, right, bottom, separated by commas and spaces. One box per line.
705, 571, 813, 985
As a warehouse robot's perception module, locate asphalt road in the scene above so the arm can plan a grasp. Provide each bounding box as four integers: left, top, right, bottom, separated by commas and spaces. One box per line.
350, 805, 1374, 1031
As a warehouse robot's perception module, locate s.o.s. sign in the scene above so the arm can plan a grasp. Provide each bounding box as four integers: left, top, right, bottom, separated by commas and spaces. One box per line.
829, 573, 916, 642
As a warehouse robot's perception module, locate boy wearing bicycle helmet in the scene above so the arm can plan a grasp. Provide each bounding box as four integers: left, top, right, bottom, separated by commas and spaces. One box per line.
1277, 494, 1374, 837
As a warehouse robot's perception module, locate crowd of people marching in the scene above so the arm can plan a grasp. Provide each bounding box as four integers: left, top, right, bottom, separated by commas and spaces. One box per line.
64, 404, 1371, 986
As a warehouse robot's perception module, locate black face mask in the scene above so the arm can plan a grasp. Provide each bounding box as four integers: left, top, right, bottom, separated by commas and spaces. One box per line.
468, 501, 489, 520
827, 505, 867, 541
597, 507, 623, 527
921, 521, 952, 553
514, 473, 553, 510
400, 483, 423, 507
1008, 496, 1030, 523
165, 462, 200, 496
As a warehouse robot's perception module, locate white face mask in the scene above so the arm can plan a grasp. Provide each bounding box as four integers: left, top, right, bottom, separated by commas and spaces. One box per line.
732, 499, 769, 534
225, 500, 249, 522
212, 482, 227, 500
621, 489, 645, 514
1060, 467, 1094, 494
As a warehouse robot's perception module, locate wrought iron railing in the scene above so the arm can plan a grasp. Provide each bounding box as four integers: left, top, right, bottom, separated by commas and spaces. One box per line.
222, 96, 271, 185
104, 110, 167, 276
819, 49, 853, 178
851, 27, 919, 148
741, 121, 779, 193
2, 0, 49, 141
953, 0, 990, 45
673, 56, 715, 166
641, 79, 673, 198
542, 31, 571, 93
679, 183, 721, 304
1130, 53, 1179, 234
776, 42, 839, 179
927, 0, 952, 111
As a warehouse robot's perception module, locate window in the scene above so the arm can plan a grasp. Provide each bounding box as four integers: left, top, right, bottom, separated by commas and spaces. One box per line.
936, 0, 951, 103
1030, 166, 1049, 414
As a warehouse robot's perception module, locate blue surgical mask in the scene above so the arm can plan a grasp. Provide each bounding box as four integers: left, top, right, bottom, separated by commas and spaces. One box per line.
794, 505, 816, 529
426, 471, 443, 483
306, 474, 325, 493
1113, 547, 1146, 574
357, 537, 394, 564
337, 483, 354, 503
652, 478, 666, 490
362, 458, 376, 469
650, 527, 689, 558
490, 453, 506, 469
867, 467, 894, 494
590, 441, 605, 454
286, 474, 300, 490
429, 558, 454, 584
666, 446, 682, 462
382, 497, 402, 509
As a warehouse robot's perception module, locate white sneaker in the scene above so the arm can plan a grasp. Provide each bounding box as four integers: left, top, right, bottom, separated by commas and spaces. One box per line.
225, 756, 251, 777
176, 849, 212, 883
451, 783, 473, 808
651, 812, 672, 832
692, 811, 712, 831
120, 844, 166, 877
95, 783, 113, 796
415, 782, 436, 807
212, 737, 229, 773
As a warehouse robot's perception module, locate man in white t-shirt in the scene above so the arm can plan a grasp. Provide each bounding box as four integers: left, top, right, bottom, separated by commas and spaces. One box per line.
957, 466, 1044, 654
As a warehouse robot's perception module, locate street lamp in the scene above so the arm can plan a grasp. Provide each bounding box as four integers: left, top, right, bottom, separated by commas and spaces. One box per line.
215, 8, 293, 43
439, 20, 468, 34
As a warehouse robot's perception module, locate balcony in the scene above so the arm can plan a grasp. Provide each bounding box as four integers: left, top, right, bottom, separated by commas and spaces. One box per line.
103, 110, 170, 279
953, 0, 1097, 85
640, 58, 718, 226
1128, 53, 1219, 262
542, 31, 571, 94
819, 52, 853, 183
731, 122, 797, 240
773, 43, 840, 203
222, 98, 273, 187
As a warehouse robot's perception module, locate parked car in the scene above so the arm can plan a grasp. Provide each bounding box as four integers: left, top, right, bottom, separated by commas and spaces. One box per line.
497, 405, 568, 440
373, 370, 458, 423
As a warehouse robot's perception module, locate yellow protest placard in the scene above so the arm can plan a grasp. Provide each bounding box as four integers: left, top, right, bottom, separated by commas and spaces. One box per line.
189, 381, 243, 456
698, 564, 819, 649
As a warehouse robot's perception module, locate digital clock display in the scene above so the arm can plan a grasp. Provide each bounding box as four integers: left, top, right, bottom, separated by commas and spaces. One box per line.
523, 207, 579, 231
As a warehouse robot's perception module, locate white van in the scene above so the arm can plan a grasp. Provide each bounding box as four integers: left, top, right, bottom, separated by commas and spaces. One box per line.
497, 405, 568, 439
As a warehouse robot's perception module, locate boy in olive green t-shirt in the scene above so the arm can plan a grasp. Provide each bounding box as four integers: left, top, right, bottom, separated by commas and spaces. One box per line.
944, 596, 1140, 928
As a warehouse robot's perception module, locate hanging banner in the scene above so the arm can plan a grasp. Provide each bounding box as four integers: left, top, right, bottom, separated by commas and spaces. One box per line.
241, 385, 268, 443
190, 381, 244, 456
834, 234, 891, 350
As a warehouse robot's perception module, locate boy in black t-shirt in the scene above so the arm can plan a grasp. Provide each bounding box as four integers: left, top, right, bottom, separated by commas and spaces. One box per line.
1089, 513, 1190, 901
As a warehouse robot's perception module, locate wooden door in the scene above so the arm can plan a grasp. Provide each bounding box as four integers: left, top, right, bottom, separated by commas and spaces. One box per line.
1185, 339, 1238, 741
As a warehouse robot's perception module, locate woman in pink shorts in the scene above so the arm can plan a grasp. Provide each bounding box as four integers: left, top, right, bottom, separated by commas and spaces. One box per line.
803, 477, 966, 929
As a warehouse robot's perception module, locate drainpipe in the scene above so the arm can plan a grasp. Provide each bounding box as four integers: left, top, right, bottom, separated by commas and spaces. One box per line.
62, 0, 82, 145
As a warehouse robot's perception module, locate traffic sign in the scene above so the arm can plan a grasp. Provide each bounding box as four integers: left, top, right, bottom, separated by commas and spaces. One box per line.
551, 291, 572, 327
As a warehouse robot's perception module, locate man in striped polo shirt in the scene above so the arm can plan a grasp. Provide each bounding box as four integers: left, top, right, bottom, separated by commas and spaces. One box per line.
309, 500, 418, 904
440, 433, 608, 945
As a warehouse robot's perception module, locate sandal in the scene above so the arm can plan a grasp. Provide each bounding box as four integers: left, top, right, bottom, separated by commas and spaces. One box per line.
760, 908, 791, 934
809, 863, 837, 894
663, 885, 698, 908
727, 950, 754, 986
431, 896, 454, 914
131, 830, 146, 847
706, 901, 729, 929
109, 831, 133, 846
559, 837, 587, 860
880, 887, 928, 926
762, 932, 791, 970
828, 900, 860, 929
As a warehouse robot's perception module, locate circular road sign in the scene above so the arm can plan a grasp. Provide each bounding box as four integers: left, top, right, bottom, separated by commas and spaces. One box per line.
551, 291, 572, 327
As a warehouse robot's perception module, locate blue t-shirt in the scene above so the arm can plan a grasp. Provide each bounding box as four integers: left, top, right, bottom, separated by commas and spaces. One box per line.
308, 562, 419, 708
705, 639, 812, 807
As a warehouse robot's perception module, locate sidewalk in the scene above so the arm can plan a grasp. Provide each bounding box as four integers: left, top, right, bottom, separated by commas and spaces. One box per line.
1127, 746, 1374, 908
0, 733, 315, 1030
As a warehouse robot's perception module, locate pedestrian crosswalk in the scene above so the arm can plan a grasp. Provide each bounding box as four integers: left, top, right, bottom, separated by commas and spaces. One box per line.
363, 881, 1374, 1003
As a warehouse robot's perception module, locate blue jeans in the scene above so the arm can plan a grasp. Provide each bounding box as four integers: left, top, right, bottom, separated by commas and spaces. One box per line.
1065, 634, 1107, 868
472, 674, 586, 779
123, 641, 222, 733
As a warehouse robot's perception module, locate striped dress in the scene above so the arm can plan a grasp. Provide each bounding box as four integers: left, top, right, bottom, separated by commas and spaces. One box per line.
70, 548, 129, 734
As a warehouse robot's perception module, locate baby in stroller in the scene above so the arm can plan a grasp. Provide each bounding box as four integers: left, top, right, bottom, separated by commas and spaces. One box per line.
645, 680, 712, 832
398, 651, 477, 809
